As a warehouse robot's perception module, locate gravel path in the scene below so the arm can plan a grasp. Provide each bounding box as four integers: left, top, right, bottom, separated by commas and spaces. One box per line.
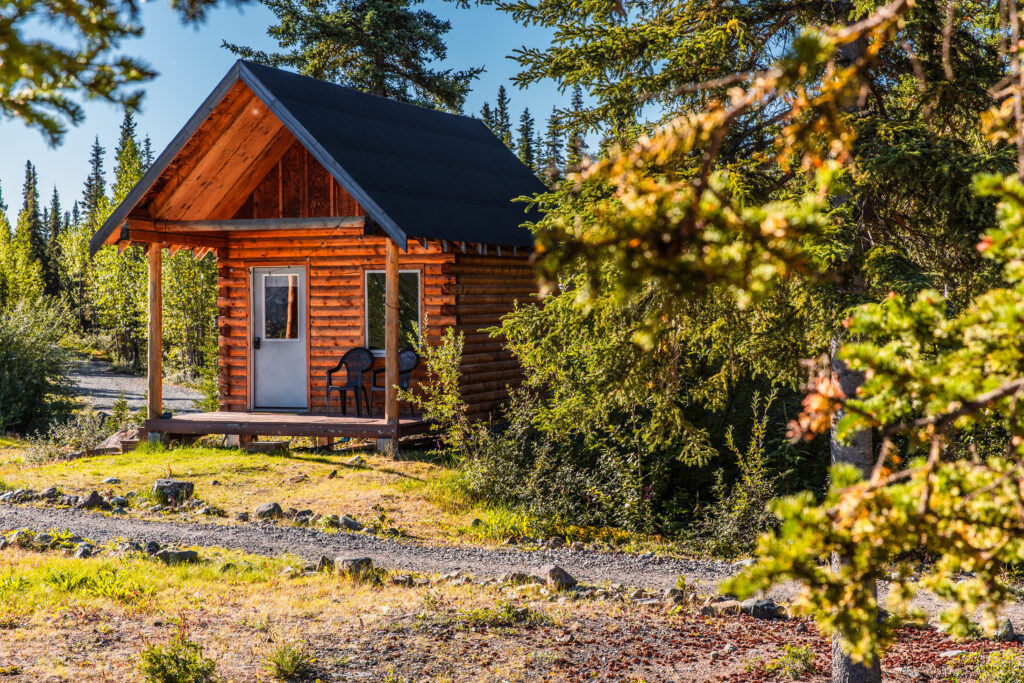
70, 359, 202, 414
0, 504, 735, 590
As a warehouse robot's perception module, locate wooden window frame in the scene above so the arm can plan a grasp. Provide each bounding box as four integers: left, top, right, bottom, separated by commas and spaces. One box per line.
363, 268, 421, 357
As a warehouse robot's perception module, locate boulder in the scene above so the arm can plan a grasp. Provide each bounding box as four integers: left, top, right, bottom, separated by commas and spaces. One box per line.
151, 479, 194, 505
701, 600, 742, 617
144, 541, 161, 555
38, 486, 58, 501
102, 477, 121, 485
236, 512, 250, 522
663, 588, 687, 606
155, 549, 199, 565
34, 533, 54, 548
334, 556, 373, 577
390, 574, 413, 587
544, 537, 566, 550
542, 564, 577, 589
109, 496, 129, 508
340, 515, 363, 531
995, 617, 1016, 642
314, 555, 334, 572
570, 541, 586, 552
254, 502, 283, 520
78, 491, 109, 510
9, 530, 31, 547
320, 515, 340, 529
740, 598, 782, 620
73, 544, 93, 559
294, 510, 315, 525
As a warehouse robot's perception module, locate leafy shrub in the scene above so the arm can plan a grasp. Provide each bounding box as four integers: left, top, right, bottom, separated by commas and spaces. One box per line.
691, 391, 784, 557
759, 644, 816, 679
109, 392, 146, 431
138, 627, 217, 683
462, 600, 551, 628
26, 409, 110, 463
0, 299, 72, 435
949, 651, 1024, 683
262, 642, 314, 681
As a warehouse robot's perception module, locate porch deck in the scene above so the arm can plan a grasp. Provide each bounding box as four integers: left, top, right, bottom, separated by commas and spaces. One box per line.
142, 411, 430, 440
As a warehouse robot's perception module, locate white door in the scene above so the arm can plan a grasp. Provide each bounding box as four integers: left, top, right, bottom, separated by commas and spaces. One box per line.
252, 266, 307, 409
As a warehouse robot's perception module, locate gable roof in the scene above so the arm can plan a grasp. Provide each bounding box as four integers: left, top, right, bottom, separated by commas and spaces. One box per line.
90, 60, 546, 255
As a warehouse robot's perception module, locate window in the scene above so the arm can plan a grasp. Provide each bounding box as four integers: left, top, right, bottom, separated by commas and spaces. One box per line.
365, 270, 420, 352
264, 274, 299, 339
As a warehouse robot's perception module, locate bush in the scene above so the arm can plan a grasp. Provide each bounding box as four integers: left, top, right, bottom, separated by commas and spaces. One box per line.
758, 644, 816, 679
263, 642, 314, 681
950, 651, 1024, 683
26, 409, 111, 463
0, 299, 73, 435
138, 627, 217, 683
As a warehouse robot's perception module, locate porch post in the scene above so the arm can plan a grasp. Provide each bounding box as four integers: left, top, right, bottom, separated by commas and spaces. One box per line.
384, 237, 400, 435
148, 244, 163, 420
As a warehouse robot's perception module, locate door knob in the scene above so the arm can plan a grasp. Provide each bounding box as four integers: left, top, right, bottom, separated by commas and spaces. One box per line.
254, 337, 261, 350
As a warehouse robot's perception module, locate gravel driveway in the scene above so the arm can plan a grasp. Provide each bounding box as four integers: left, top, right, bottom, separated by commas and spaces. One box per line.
70, 359, 202, 414
0, 504, 735, 590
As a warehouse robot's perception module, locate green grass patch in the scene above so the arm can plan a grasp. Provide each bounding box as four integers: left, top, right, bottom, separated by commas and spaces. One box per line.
263, 642, 315, 680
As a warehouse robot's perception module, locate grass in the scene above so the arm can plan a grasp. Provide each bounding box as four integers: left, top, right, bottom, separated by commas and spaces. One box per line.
263, 642, 315, 680
0, 440, 677, 552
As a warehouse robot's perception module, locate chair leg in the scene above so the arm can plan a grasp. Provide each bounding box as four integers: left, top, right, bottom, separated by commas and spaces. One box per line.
364, 388, 372, 417
340, 388, 348, 416
326, 388, 333, 417
354, 387, 362, 417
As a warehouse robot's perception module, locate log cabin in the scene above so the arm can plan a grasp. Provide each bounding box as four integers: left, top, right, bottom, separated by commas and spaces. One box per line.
89, 60, 546, 446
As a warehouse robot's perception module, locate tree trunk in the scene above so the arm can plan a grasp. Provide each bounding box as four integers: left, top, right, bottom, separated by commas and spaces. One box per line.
830, 336, 881, 683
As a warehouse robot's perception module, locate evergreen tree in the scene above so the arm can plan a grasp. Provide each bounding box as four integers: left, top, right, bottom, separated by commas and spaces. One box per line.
142, 135, 154, 168
82, 137, 106, 227
0, 182, 11, 307
516, 107, 536, 172
223, 0, 483, 112
494, 85, 513, 148
566, 85, 585, 166
42, 186, 63, 296
479, 102, 495, 133
542, 107, 564, 179
5, 163, 46, 304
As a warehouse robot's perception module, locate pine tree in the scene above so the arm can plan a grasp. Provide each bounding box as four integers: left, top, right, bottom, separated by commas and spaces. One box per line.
0, 181, 11, 307
142, 135, 154, 168
543, 107, 564, 179
223, 0, 483, 112
6, 162, 46, 303
516, 107, 536, 172
567, 85, 585, 167
479, 102, 495, 133
494, 85, 514, 149
42, 186, 63, 295
82, 137, 106, 227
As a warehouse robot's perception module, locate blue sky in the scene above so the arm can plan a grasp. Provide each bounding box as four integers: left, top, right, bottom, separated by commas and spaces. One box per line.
0, 0, 562, 224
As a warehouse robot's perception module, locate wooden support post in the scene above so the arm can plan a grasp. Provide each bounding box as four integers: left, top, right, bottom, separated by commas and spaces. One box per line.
148, 245, 163, 420
384, 237, 400, 436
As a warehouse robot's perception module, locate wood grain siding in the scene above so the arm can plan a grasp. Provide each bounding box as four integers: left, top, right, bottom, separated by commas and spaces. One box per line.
449, 251, 538, 417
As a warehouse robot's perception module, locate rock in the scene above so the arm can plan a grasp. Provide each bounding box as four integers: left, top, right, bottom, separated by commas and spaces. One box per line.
740, 598, 782, 620
236, 512, 250, 522
57, 495, 78, 507
144, 541, 161, 555
939, 649, 966, 659
327, 469, 338, 479
390, 574, 413, 587
155, 549, 199, 565
995, 617, 1016, 642
414, 577, 431, 587
570, 541, 586, 552
544, 537, 566, 550
286, 473, 308, 484
254, 502, 283, 520
663, 588, 687, 606
109, 496, 129, 508
38, 486, 58, 501
102, 477, 120, 485
150, 505, 164, 513
151, 479, 194, 505
470, 518, 483, 528
78, 491, 109, 510
0, 491, 13, 504
211, 480, 221, 486
73, 544, 93, 559
314, 555, 334, 573
723, 643, 737, 654
542, 564, 577, 589
701, 600, 742, 617
519, 536, 537, 545
335, 556, 373, 577
501, 572, 534, 585
9, 530, 31, 547
345, 455, 366, 467
0, 538, 6, 551
630, 588, 646, 600
733, 558, 757, 569
340, 515, 363, 531
35, 533, 54, 548
219, 563, 236, 573
321, 515, 340, 529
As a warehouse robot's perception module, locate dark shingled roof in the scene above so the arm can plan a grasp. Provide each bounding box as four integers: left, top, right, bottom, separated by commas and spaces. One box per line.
90, 60, 545, 254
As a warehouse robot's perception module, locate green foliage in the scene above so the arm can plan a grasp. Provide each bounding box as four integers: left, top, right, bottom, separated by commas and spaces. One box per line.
163, 251, 217, 380
27, 409, 111, 462
223, 0, 483, 112
461, 600, 551, 628
137, 626, 217, 683
262, 642, 314, 681
948, 651, 1024, 683
755, 644, 817, 679
0, 299, 72, 435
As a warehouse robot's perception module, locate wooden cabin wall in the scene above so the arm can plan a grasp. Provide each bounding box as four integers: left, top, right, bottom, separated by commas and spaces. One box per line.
448, 249, 538, 417
216, 142, 455, 413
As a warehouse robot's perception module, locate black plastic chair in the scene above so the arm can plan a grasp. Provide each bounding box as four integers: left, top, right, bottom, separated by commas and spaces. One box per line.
326, 347, 374, 417
369, 348, 420, 416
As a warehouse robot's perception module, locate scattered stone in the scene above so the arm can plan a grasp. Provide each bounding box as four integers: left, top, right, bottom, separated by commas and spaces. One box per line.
939, 650, 967, 659
995, 617, 1016, 642
335, 557, 373, 577
733, 558, 757, 569
390, 574, 414, 587
630, 588, 646, 600
236, 512, 250, 522
109, 496, 129, 508
9, 530, 31, 547
570, 541, 586, 552
314, 556, 334, 573
740, 598, 782, 620
542, 565, 577, 589
327, 469, 338, 479
102, 477, 120, 485
210, 480, 221, 486
35, 533, 54, 548
78, 491, 109, 510
151, 479, 194, 505
663, 588, 687, 606
254, 502, 283, 520
219, 563, 236, 573
155, 549, 199, 565
701, 600, 742, 617
345, 455, 366, 467
795, 622, 809, 634
0, 491, 13, 504
519, 536, 537, 545
150, 505, 164, 513
723, 643, 738, 654
294, 510, 315, 525
57, 495, 78, 507
636, 598, 661, 606
38, 486, 58, 501
340, 515, 363, 531
470, 518, 483, 528
73, 544, 93, 559
544, 537, 566, 550
144, 541, 161, 555
0, 538, 7, 551
501, 572, 534, 585
414, 577, 431, 587
320, 515, 340, 529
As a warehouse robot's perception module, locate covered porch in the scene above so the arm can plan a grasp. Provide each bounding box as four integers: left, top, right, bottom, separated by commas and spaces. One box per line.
141, 411, 430, 441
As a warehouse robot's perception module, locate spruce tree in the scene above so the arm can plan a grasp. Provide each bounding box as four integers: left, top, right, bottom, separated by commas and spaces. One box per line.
7, 162, 46, 303
0, 182, 11, 307
516, 107, 536, 172
82, 137, 106, 227
42, 187, 63, 296
479, 102, 495, 133
223, 0, 482, 112
566, 85, 585, 166
494, 85, 514, 149
542, 107, 563, 179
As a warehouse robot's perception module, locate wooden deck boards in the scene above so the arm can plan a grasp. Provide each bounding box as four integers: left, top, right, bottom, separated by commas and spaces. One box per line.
143, 411, 429, 439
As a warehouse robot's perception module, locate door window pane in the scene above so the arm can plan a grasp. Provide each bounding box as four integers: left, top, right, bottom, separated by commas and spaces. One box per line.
264, 274, 299, 339
366, 271, 420, 350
